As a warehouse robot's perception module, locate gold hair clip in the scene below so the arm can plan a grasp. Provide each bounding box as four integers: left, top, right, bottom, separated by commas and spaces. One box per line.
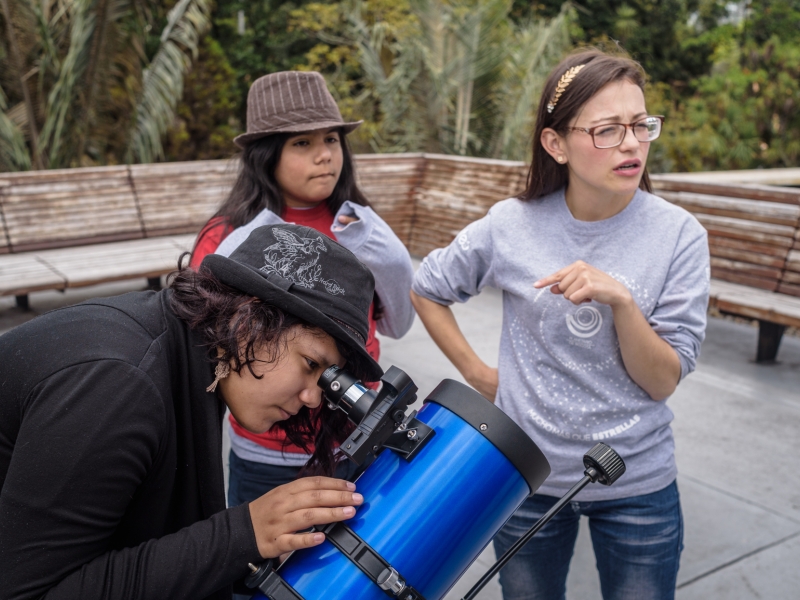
546, 64, 586, 114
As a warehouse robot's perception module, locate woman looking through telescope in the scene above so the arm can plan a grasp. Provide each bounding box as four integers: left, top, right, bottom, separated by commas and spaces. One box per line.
411, 49, 709, 599
0, 224, 378, 600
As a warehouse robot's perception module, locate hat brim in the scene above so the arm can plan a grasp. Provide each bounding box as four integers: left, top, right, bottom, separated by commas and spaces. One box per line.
233, 120, 363, 148
202, 253, 383, 381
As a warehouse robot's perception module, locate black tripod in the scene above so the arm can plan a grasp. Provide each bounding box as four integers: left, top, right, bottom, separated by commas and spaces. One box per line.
461, 443, 626, 600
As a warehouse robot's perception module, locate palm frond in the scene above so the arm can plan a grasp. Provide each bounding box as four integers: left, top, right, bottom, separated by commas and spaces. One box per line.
492, 3, 574, 160
37, 0, 96, 167
125, 0, 212, 164
0, 83, 32, 171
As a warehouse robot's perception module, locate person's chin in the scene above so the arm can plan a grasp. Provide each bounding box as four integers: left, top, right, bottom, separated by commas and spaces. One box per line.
240, 417, 278, 435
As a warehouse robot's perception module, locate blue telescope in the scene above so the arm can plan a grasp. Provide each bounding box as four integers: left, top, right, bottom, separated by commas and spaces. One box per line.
246, 366, 624, 600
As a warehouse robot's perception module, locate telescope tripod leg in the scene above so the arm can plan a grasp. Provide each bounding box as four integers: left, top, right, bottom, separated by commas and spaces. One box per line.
461, 442, 626, 600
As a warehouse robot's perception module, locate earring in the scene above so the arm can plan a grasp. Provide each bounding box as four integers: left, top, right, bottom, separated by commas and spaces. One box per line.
557, 156, 565, 163
206, 361, 231, 393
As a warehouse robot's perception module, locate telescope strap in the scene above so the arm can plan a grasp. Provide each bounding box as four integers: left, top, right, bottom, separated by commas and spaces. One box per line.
320, 522, 427, 600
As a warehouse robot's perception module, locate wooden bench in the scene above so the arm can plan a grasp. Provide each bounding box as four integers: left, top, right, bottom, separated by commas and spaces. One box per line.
650, 173, 800, 362
0, 161, 237, 308
3, 156, 799, 363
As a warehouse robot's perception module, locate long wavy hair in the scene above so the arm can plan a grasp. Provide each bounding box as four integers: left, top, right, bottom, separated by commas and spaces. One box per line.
168, 262, 371, 475
520, 49, 653, 201
215, 130, 371, 229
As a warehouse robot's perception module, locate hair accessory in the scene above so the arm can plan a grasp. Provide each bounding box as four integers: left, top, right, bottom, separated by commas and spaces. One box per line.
234, 71, 362, 148
546, 64, 586, 114
202, 224, 383, 380
206, 361, 231, 393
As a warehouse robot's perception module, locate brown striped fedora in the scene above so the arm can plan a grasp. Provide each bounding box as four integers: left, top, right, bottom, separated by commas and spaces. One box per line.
233, 71, 362, 147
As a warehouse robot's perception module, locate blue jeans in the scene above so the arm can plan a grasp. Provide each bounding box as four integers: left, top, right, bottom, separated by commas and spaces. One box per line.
492, 481, 683, 600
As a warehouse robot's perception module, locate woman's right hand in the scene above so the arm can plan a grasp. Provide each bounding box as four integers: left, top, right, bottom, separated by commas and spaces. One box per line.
248, 476, 363, 559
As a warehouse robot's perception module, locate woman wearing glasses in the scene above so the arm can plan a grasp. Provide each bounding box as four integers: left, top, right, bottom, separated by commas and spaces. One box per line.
411, 49, 709, 600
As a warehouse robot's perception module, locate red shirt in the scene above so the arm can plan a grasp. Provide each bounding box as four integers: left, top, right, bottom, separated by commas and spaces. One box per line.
190, 205, 380, 454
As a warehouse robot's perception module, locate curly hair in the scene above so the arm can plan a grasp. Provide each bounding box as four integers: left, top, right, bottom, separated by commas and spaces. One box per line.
168, 261, 368, 475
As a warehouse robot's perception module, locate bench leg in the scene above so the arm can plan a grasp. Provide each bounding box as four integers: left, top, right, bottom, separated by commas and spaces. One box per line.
15, 295, 30, 311
756, 320, 786, 363
146, 277, 162, 291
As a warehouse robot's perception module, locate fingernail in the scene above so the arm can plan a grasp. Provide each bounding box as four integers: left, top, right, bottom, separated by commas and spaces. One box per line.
313, 532, 325, 543
343, 506, 356, 517
533, 280, 542, 287
352, 493, 363, 503
346, 481, 356, 491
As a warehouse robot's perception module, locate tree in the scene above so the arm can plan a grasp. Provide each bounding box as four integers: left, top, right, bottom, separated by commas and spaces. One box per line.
0, 0, 212, 170
289, 0, 575, 160
653, 6, 800, 172
163, 35, 242, 161
210, 0, 338, 127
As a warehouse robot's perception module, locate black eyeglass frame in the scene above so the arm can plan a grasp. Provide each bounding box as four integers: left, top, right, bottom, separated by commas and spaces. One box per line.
565, 115, 665, 149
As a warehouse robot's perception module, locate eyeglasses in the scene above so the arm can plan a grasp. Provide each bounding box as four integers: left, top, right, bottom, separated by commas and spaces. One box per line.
566, 115, 665, 149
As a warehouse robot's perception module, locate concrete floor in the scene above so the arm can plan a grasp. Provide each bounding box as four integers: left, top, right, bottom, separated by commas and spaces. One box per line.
2, 271, 799, 600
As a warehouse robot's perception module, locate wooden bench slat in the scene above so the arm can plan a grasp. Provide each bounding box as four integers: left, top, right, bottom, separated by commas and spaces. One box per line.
36, 238, 191, 288
707, 244, 785, 268
661, 190, 800, 226
652, 176, 800, 205
709, 279, 800, 327
0, 255, 66, 295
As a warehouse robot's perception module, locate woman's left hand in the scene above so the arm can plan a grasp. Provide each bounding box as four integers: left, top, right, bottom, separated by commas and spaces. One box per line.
534, 260, 631, 308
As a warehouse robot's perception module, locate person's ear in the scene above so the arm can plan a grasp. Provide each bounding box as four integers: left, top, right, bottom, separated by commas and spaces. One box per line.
540, 128, 568, 164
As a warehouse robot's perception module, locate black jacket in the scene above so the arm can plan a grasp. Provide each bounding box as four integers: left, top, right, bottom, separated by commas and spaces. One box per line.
0, 291, 261, 600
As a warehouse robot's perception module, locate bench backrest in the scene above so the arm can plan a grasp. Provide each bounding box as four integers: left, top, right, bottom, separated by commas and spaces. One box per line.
2, 157, 799, 299
129, 160, 237, 237
354, 154, 425, 248
0, 167, 142, 253
651, 177, 800, 297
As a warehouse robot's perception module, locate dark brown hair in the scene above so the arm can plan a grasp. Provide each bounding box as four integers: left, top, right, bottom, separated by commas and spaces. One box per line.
215, 129, 371, 230
520, 49, 653, 201
168, 262, 370, 475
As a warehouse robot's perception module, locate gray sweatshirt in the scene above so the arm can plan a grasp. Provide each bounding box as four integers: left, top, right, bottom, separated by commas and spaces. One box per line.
412, 188, 709, 500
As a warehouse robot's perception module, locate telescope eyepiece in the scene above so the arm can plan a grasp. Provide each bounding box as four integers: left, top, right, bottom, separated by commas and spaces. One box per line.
318, 366, 376, 424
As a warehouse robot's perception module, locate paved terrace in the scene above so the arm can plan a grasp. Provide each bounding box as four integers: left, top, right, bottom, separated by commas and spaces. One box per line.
1, 270, 798, 600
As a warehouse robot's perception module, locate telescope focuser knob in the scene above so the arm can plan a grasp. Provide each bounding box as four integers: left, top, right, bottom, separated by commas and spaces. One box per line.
583, 443, 625, 486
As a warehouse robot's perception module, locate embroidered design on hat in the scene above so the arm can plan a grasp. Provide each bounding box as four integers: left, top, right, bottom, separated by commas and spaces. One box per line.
260, 228, 345, 295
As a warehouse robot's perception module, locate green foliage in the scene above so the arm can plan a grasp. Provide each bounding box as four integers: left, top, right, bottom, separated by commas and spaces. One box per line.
210, 0, 335, 126
164, 36, 242, 161
654, 37, 800, 171
127, 0, 213, 163
287, 0, 574, 160
0, 0, 211, 170
743, 0, 800, 45
0, 83, 31, 171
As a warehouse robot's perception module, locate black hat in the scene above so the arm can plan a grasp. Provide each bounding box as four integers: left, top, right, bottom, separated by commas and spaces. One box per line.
202, 224, 382, 380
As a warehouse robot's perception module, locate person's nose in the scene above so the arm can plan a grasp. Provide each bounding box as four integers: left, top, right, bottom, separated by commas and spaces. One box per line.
314, 140, 332, 163
299, 384, 323, 409
619, 125, 641, 152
